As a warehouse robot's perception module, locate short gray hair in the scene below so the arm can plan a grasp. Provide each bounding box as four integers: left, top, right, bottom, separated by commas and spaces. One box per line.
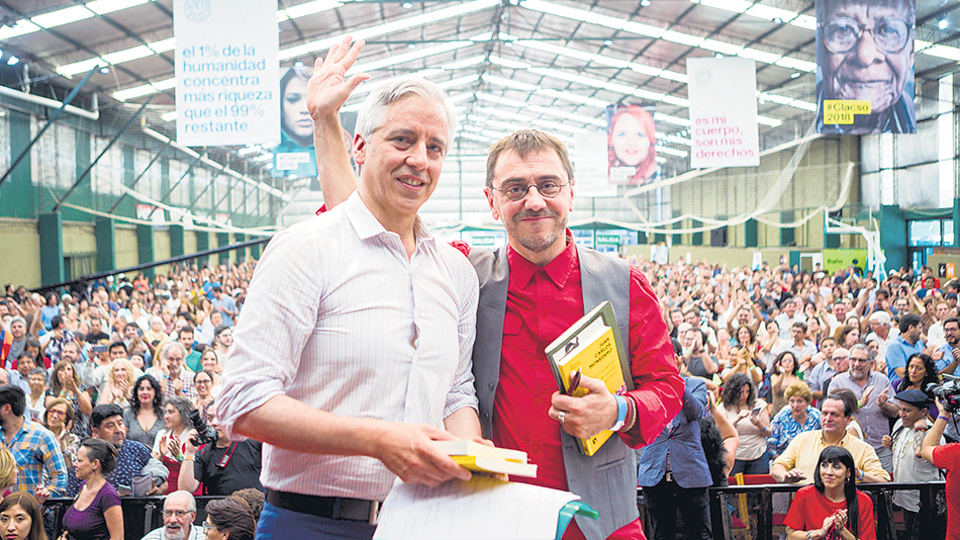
160, 342, 187, 361
355, 78, 457, 144
849, 343, 875, 362
164, 490, 196, 513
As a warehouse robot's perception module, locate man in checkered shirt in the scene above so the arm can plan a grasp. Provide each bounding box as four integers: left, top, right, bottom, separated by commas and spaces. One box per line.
0, 385, 67, 498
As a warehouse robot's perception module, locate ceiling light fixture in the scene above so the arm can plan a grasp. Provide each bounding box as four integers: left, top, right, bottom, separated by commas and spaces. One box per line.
939, 18, 948, 30
6, 56, 18, 66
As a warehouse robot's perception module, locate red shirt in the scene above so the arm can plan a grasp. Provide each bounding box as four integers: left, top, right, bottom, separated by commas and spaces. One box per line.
933, 443, 960, 539
783, 485, 875, 540
484, 240, 682, 540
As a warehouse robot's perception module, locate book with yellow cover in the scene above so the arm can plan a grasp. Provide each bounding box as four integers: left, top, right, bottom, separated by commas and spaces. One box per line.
544, 301, 629, 456
450, 455, 538, 478
433, 440, 528, 463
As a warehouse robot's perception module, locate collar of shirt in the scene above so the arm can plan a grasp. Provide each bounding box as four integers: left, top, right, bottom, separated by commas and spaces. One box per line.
505, 232, 576, 289
343, 191, 435, 249
0, 418, 31, 446
820, 429, 851, 447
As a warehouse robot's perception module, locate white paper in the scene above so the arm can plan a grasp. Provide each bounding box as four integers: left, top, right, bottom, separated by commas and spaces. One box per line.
174, 0, 280, 146
574, 132, 618, 198
687, 57, 760, 168
373, 476, 579, 540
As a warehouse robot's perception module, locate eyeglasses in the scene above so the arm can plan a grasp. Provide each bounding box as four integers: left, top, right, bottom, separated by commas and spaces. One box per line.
493, 180, 567, 201
163, 510, 193, 518
201, 522, 218, 533
850, 357, 871, 364
47, 410, 66, 418
821, 17, 913, 55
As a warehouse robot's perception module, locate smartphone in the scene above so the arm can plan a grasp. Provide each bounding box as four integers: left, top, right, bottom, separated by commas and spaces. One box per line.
91, 345, 108, 354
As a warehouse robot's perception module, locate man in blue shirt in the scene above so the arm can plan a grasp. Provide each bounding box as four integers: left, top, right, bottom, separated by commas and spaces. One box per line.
885, 314, 925, 380
210, 287, 237, 327
0, 385, 66, 497
939, 318, 960, 375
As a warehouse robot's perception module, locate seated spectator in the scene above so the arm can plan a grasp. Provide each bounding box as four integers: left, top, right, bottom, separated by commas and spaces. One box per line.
140, 490, 199, 540
830, 389, 866, 440
230, 488, 264, 524
783, 446, 876, 540
211, 325, 233, 359
0, 492, 47, 540
42, 397, 81, 468
152, 396, 196, 495
722, 346, 764, 386
199, 350, 222, 391
768, 381, 821, 460
24, 368, 46, 423
97, 359, 137, 408
202, 497, 256, 540
722, 373, 770, 474
0, 385, 67, 497
193, 370, 216, 420
67, 404, 168, 497
61, 438, 122, 540
771, 394, 889, 484
45, 360, 92, 438
882, 389, 944, 540
770, 351, 802, 417
0, 445, 17, 493
178, 402, 262, 496
125, 375, 164, 449
8, 353, 35, 396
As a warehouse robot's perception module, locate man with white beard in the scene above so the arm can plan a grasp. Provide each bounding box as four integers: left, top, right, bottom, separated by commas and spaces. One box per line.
140, 491, 200, 540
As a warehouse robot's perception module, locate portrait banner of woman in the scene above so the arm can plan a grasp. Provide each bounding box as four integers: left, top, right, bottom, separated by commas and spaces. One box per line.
272, 66, 357, 187
606, 104, 658, 185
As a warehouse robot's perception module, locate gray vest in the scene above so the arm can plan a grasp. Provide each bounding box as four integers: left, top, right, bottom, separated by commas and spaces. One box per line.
468, 245, 639, 540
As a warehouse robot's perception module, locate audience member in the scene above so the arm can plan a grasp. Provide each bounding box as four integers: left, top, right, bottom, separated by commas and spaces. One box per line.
0, 445, 18, 492
886, 314, 926, 380
883, 389, 943, 540
157, 343, 197, 404
896, 353, 939, 394
828, 344, 898, 471
61, 438, 122, 540
139, 490, 200, 540
722, 374, 770, 474
772, 394, 888, 484
230, 489, 265, 524
24, 368, 46, 422
202, 497, 255, 540
97, 359, 137, 407
768, 382, 821, 460
783, 446, 876, 540
152, 396, 196, 495
941, 317, 960, 375
67, 404, 168, 497
42, 397, 80, 469
0, 492, 47, 540
45, 360, 92, 438
637, 341, 712, 540
124, 374, 164, 449
0, 385, 67, 497
770, 351, 802, 416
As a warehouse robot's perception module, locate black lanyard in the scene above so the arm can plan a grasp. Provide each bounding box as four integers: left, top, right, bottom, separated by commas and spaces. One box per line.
216, 442, 239, 469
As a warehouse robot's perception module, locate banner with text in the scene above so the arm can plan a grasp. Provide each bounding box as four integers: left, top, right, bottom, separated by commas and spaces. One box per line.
815, 0, 915, 134
174, 0, 279, 146
687, 57, 759, 168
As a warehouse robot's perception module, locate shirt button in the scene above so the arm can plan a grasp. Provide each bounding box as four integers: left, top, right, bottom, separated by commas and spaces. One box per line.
488, 383, 495, 390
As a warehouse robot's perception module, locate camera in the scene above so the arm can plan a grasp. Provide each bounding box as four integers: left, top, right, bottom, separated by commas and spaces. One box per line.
928, 375, 960, 414
187, 409, 218, 447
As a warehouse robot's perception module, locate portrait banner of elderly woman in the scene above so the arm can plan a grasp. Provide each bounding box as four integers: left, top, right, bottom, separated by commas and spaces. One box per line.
606, 104, 658, 185
815, 0, 916, 134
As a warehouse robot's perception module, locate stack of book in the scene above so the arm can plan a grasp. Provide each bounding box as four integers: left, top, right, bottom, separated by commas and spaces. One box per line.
434, 440, 537, 478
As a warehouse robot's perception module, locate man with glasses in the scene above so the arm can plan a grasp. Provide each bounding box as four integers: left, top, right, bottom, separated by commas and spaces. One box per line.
828, 344, 899, 471
313, 39, 683, 540
805, 344, 848, 403
816, 0, 916, 134
140, 490, 200, 540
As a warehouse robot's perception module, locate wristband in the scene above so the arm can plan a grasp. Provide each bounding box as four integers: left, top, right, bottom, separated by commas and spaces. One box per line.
858, 468, 865, 481
611, 394, 628, 431
183, 455, 195, 461
940, 415, 952, 421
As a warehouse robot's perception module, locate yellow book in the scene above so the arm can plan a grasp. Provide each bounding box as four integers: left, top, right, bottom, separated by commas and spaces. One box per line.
433, 440, 528, 463
450, 455, 538, 478
545, 301, 628, 456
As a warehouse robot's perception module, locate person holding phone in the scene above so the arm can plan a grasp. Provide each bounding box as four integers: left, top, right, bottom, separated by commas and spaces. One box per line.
722, 373, 771, 474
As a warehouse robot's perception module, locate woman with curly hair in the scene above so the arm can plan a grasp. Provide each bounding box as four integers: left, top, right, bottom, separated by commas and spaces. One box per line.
896, 353, 939, 395
97, 359, 137, 407
202, 496, 256, 540
770, 351, 803, 416
123, 374, 164, 449
722, 373, 771, 474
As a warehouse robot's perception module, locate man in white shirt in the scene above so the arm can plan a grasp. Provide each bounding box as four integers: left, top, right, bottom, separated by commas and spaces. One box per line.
140, 491, 200, 540
218, 37, 479, 540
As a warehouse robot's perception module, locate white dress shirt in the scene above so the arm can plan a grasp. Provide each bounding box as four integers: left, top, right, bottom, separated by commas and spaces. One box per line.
217, 192, 479, 500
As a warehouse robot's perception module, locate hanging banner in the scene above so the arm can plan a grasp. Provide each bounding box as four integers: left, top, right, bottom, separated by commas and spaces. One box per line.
574, 131, 617, 197
815, 0, 916, 134
687, 57, 760, 168
174, 0, 280, 146
606, 104, 659, 185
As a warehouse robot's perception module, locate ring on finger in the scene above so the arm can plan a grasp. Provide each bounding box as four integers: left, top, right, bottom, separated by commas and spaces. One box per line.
558, 411, 566, 423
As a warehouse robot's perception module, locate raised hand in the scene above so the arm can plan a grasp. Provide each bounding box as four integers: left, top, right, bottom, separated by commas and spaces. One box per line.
306, 35, 370, 122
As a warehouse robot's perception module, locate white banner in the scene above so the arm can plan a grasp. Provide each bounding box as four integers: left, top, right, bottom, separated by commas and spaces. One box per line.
573, 132, 617, 198
174, 0, 280, 146
687, 57, 759, 168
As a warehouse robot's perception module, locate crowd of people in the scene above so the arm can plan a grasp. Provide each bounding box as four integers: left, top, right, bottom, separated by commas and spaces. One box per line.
0, 265, 262, 539
1, 31, 958, 540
